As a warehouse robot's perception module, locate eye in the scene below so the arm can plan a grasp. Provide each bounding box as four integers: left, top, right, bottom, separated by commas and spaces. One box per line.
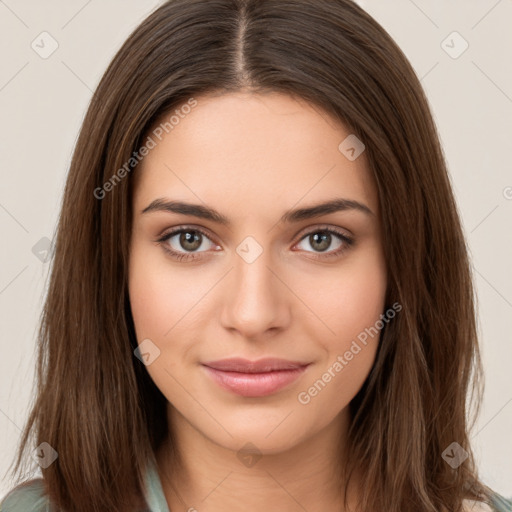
156, 226, 220, 262
155, 225, 354, 263
294, 226, 354, 259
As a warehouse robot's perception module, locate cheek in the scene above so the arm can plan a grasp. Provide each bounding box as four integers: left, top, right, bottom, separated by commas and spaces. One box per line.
128, 242, 179, 340
297, 242, 387, 346
294, 245, 387, 407
332, 255, 387, 374
128, 244, 193, 404
128, 242, 213, 387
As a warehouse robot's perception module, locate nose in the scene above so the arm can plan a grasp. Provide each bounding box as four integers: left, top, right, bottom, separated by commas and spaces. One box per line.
220, 246, 291, 340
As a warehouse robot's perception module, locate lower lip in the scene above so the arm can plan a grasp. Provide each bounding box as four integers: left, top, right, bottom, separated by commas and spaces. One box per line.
202, 365, 309, 397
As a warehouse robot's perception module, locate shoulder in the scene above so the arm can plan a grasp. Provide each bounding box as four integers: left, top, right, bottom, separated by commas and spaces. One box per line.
488, 491, 512, 512
463, 492, 512, 512
0, 478, 49, 512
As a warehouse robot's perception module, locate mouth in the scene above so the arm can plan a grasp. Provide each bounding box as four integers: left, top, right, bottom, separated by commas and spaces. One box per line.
201, 357, 311, 397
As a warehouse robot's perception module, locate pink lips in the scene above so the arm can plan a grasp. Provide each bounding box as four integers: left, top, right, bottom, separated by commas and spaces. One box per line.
201, 357, 310, 397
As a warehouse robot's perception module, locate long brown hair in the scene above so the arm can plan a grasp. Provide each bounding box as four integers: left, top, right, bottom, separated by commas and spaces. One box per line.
5, 0, 493, 510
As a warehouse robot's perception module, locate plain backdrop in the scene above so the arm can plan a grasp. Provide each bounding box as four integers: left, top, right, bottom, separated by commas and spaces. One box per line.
1, 0, 511, 500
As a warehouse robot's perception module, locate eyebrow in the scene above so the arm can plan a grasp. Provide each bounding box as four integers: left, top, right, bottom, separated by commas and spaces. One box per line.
141, 197, 374, 225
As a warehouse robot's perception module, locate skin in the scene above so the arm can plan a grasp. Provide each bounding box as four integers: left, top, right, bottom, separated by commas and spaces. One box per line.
128, 91, 387, 511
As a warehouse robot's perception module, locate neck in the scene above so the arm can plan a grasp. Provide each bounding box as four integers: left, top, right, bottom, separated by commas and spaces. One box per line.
156, 406, 361, 512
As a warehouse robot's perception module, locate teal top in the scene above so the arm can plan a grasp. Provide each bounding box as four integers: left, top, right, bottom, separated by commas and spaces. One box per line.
1, 458, 511, 511
0, 459, 168, 512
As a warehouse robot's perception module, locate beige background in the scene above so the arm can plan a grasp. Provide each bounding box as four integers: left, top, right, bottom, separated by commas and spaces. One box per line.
1, 0, 511, 499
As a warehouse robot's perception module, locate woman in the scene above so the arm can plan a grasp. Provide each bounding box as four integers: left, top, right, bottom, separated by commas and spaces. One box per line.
2, 0, 510, 511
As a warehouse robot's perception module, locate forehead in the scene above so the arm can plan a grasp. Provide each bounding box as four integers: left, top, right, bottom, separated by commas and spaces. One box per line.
132, 92, 378, 220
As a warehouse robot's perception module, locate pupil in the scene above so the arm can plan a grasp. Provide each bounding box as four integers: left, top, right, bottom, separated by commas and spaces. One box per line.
311, 232, 330, 252
180, 231, 201, 251
177, 231, 332, 253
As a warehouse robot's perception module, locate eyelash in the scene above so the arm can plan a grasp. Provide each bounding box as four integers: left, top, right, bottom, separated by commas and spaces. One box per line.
155, 225, 354, 262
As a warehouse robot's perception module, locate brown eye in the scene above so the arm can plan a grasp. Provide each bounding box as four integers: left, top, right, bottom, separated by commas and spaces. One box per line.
307, 232, 333, 252
294, 227, 354, 259
156, 226, 221, 262
177, 230, 203, 251
161, 229, 214, 253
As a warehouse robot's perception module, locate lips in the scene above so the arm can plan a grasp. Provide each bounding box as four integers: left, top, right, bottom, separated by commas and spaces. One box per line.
202, 357, 309, 373
201, 358, 311, 397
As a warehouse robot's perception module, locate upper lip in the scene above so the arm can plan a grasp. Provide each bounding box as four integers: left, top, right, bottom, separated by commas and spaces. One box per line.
202, 358, 310, 373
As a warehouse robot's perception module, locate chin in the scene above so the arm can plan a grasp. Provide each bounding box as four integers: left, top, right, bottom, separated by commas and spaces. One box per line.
198, 407, 315, 454
214, 427, 307, 458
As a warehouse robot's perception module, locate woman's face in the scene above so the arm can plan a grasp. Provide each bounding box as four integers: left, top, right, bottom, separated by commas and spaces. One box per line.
129, 91, 387, 454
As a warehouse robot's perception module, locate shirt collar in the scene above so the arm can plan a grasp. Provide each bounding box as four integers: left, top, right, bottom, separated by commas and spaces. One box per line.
143, 457, 171, 512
